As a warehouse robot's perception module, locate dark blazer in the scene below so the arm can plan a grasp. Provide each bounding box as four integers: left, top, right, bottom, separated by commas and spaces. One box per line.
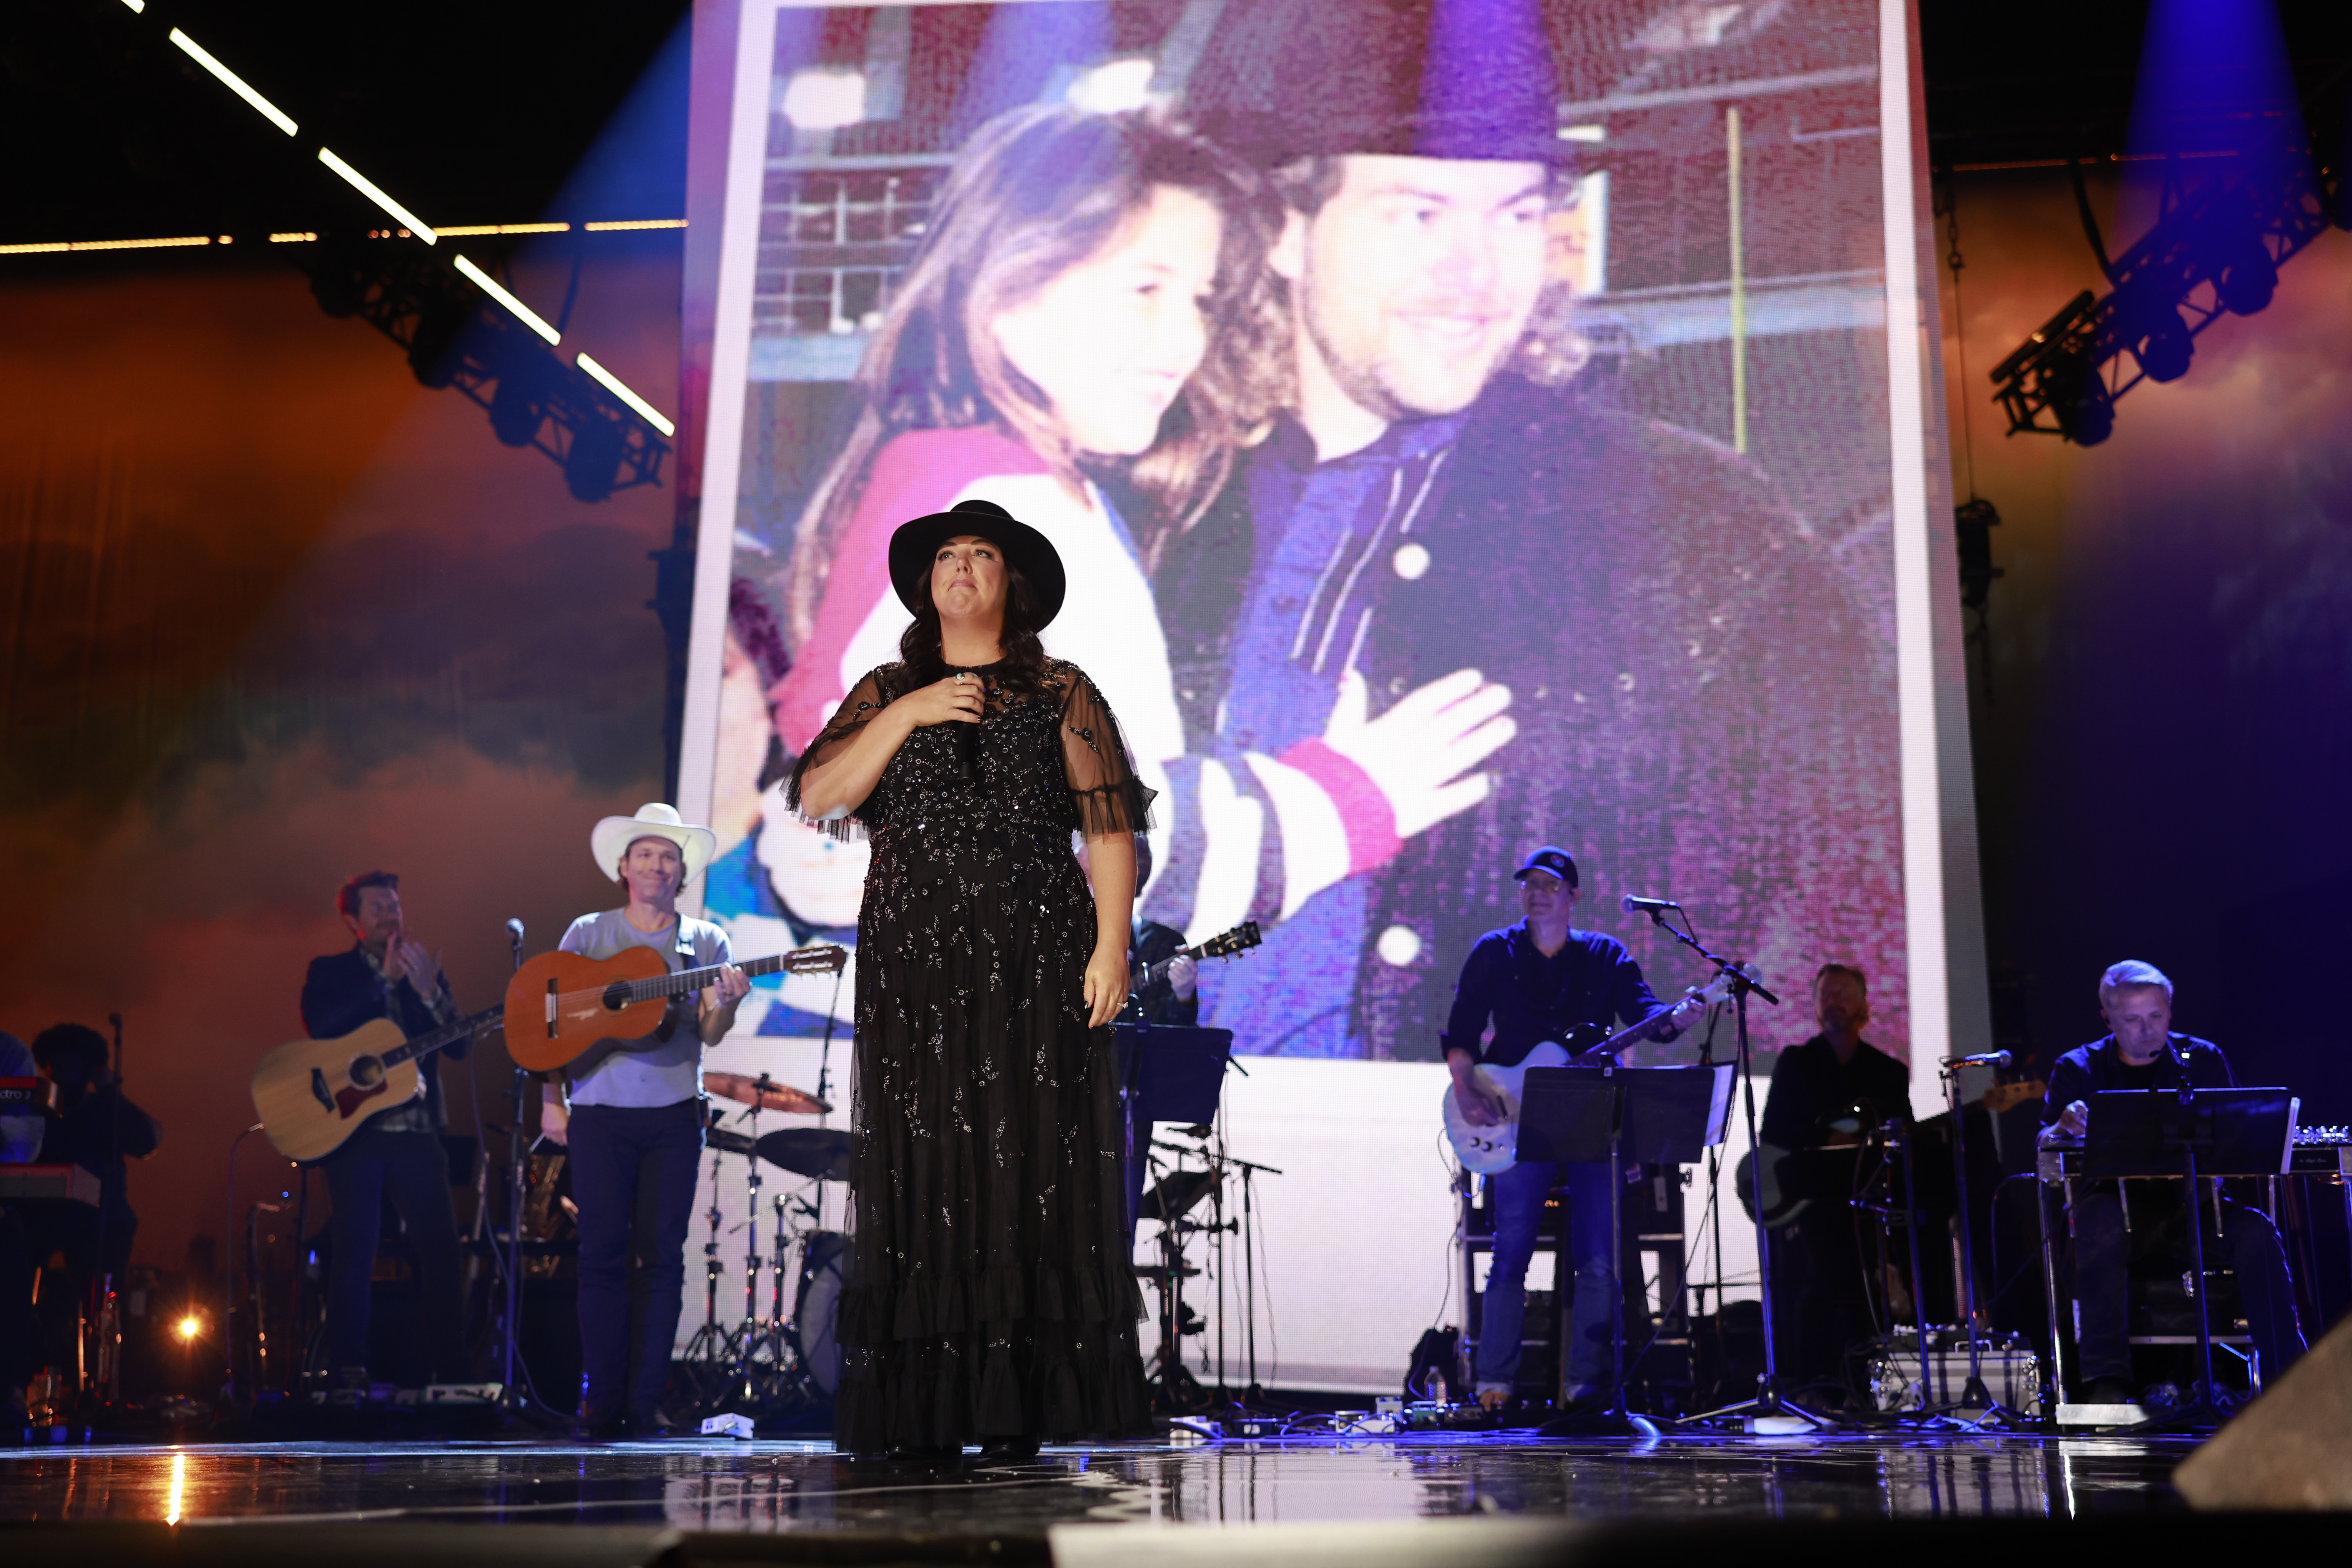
1156, 379, 1901, 1059
300, 947, 466, 1130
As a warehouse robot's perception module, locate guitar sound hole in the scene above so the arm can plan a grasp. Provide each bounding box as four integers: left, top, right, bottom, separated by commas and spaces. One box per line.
601, 982, 634, 1012
349, 1055, 384, 1089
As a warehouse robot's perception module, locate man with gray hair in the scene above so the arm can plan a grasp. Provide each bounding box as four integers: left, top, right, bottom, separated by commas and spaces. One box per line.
2045, 960, 2305, 1404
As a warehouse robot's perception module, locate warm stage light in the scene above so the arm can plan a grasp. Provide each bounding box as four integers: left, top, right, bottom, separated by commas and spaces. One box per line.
453, 255, 561, 345
168, 30, 298, 137
583, 219, 687, 231
318, 148, 438, 244
175, 1313, 202, 1340
576, 353, 676, 438
120, 0, 145, 12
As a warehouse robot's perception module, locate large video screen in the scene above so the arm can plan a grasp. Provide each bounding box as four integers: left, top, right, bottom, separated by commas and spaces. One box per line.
677, 0, 1954, 1388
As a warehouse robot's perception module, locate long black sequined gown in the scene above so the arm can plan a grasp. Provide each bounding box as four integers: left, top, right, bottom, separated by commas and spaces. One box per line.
788, 657, 1154, 1452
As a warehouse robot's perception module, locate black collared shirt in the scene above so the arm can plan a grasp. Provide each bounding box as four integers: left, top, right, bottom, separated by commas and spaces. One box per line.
2044, 1033, 2235, 1124
1443, 921, 1675, 1068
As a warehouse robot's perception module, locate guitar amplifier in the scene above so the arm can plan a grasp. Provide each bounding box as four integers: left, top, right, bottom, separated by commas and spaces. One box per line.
0, 1163, 100, 1206
0, 1077, 60, 1115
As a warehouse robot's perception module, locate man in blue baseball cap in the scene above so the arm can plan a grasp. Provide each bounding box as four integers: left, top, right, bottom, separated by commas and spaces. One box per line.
1443, 844, 1700, 1413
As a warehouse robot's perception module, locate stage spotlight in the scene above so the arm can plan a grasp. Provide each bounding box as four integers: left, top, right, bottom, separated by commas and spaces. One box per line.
174, 1312, 204, 1342
489, 355, 547, 448
781, 68, 866, 131
565, 413, 626, 503
2135, 309, 2194, 384
319, 148, 439, 245
2214, 234, 2278, 316
167, 28, 297, 137
407, 296, 474, 389
2045, 358, 2115, 447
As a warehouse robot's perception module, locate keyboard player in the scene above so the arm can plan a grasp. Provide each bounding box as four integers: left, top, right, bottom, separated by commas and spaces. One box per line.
2044, 960, 2306, 1403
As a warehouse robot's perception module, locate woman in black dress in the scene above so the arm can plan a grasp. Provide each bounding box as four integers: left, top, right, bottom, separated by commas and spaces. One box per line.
789, 496, 1152, 1461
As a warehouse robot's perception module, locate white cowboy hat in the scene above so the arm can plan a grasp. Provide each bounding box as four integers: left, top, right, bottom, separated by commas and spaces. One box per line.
591, 802, 718, 883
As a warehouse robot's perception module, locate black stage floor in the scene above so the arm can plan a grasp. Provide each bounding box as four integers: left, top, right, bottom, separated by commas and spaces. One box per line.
0, 1426, 2215, 1562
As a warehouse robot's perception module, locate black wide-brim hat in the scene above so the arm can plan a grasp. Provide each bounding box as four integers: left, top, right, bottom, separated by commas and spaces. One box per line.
1188, 0, 1574, 170
887, 498, 1066, 630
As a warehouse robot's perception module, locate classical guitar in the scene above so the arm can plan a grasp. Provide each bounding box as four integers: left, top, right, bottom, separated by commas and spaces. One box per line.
505, 943, 849, 1075
250, 1005, 505, 1163
1442, 968, 1741, 1175
1135, 921, 1262, 989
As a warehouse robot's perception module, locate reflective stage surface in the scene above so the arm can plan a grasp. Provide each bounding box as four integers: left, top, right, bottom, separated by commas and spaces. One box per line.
0, 1430, 2192, 1532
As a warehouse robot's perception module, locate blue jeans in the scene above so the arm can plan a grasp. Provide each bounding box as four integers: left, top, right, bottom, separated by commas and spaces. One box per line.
568, 1098, 703, 1421
1477, 1158, 1616, 1394
319, 1126, 465, 1380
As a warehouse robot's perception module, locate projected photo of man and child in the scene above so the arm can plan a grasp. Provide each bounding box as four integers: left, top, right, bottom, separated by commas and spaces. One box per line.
705, 0, 1906, 1064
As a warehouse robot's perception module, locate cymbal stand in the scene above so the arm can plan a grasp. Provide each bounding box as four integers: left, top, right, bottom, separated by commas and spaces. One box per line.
1636, 906, 1822, 1431
1225, 1152, 1282, 1407
679, 1109, 735, 1408
727, 1090, 770, 1408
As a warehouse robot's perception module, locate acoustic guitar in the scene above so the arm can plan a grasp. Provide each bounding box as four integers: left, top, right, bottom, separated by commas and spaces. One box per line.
250, 1005, 505, 1163
505, 942, 849, 1075
1442, 968, 1741, 1174
1135, 920, 1262, 989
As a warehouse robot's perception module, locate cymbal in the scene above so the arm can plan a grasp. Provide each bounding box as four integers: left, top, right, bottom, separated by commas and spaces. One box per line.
705, 1070, 830, 1116
756, 1128, 853, 1181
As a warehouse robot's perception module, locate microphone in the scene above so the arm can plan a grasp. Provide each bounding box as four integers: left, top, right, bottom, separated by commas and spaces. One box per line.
1621, 895, 1681, 915
506, 918, 525, 954
1942, 1050, 2012, 1068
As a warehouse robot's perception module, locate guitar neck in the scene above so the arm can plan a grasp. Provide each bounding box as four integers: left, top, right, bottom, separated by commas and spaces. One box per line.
620, 945, 843, 1005
380, 1005, 504, 1070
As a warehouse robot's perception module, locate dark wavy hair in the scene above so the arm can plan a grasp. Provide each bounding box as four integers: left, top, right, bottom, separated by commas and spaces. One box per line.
785, 105, 1288, 642
895, 538, 1052, 695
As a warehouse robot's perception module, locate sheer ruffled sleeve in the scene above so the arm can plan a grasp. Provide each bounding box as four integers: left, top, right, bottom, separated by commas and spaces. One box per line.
1057, 665, 1157, 835
785, 667, 891, 839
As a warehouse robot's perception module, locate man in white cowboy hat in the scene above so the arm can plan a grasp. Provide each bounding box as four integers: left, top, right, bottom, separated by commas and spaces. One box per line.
551, 801, 750, 1438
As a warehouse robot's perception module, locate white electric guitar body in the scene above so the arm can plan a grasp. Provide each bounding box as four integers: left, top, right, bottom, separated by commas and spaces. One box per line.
1444, 1041, 1578, 1174
1441, 970, 1742, 1174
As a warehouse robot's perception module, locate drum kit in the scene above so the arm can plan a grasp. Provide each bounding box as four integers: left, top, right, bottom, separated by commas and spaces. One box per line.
677, 1068, 851, 1425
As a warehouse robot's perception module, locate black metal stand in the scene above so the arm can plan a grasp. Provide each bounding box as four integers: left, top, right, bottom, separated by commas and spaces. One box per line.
1938, 1058, 2021, 1422
1895, 1117, 1934, 1408
495, 920, 563, 1427
1632, 908, 1820, 1431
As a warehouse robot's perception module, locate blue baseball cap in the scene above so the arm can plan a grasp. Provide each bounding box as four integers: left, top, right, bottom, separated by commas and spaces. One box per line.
1514, 846, 1578, 887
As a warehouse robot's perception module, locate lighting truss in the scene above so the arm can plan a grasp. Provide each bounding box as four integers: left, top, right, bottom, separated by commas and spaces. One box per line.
67, 4, 674, 498
300, 235, 666, 500
1988, 150, 2346, 446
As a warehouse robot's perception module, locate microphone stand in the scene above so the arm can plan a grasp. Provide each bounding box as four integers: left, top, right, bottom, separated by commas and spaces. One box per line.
1639, 906, 1820, 1431
496, 918, 557, 1426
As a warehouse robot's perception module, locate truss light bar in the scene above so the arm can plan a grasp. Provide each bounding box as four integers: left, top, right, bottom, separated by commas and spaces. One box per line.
453, 255, 560, 345
582, 219, 687, 231
0, 235, 213, 255
168, 30, 298, 137
120, 0, 145, 12
318, 149, 437, 244
436, 223, 572, 236
268, 231, 318, 243
575, 353, 675, 437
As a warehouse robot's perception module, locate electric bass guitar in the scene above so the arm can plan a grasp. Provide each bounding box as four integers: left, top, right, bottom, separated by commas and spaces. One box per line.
1442, 970, 1740, 1175
505, 943, 849, 1075
1135, 920, 1262, 989
250, 1005, 506, 1163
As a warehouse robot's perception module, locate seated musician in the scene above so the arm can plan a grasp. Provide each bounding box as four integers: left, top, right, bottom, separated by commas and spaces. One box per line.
301, 870, 469, 1403
1447, 847, 1698, 1413
1758, 964, 1910, 1406
2045, 960, 2306, 1403
552, 803, 748, 1439
1124, 838, 1197, 1027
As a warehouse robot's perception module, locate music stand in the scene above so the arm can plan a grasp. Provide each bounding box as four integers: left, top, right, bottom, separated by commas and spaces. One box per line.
2080, 1086, 2297, 1416
1516, 1063, 1733, 1434
1113, 1023, 1234, 1413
